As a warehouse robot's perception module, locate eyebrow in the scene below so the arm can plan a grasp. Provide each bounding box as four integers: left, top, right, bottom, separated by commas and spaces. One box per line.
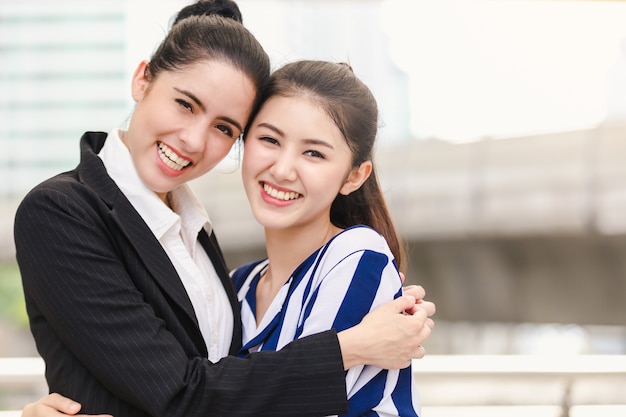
256, 122, 335, 149
174, 87, 243, 132
257, 122, 284, 136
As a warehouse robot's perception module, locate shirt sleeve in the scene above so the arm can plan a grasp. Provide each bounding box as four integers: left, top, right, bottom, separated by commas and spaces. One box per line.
292, 227, 420, 417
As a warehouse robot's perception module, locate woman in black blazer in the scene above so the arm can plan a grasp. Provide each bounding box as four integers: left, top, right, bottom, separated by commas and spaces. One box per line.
15, 2, 434, 417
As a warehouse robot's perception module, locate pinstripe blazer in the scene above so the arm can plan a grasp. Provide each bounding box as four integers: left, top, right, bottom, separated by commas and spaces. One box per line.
14, 132, 347, 417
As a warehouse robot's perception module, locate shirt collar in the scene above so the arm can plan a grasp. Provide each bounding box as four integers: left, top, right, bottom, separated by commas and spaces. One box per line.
98, 128, 212, 247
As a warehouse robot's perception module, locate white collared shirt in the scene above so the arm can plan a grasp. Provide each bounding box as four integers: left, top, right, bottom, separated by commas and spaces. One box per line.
98, 128, 234, 362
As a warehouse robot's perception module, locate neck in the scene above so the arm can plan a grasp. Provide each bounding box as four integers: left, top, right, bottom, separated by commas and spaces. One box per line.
264, 221, 339, 284
254, 220, 340, 324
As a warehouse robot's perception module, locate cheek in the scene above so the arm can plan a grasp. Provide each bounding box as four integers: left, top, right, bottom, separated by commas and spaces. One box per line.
215, 140, 235, 160
241, 151, 256, 183
202, 139, 236, 166
241, 141, 263, 172
313, 169, 350, 200
240, 156, 259, 200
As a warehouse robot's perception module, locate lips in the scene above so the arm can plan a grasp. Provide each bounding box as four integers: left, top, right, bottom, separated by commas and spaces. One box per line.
262, 182, 301, 201
157, 142, 192, 171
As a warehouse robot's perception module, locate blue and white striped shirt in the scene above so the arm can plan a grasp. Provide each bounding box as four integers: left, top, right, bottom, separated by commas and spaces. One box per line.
231, 225, 421, 417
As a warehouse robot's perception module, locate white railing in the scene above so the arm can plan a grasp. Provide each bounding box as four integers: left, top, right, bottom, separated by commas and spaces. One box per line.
413, 354, 626, 417
0, 357, 46, 417
1, 355, 626, 417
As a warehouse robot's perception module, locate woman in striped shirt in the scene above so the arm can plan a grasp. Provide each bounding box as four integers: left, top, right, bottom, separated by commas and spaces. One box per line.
233, 60, 423, 416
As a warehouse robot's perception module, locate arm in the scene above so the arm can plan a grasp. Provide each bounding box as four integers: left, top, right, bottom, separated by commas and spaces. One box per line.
300, 252, 416, 369
24, 298, 434, 417
337, 292, 433, 370
15, 185, 346, 417
17, 187, 432, 416
22, 298, 434, 417
340, 283, 435, 370
295, 236, 424, 415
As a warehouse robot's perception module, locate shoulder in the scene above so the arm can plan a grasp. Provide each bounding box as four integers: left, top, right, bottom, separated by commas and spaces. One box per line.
15, 162, 113, 234
313, 225, 395, 276
328, 225, 391, 256
18, 168, 98, 209
17, 171, 81, 215
18, 131, 120, 218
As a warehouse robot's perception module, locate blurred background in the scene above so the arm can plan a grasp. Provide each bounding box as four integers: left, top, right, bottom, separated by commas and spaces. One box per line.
1, 0, 625, 414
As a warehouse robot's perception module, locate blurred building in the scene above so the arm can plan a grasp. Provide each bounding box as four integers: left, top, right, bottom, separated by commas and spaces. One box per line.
191, 121, 626, 353
1, 0, 626, 355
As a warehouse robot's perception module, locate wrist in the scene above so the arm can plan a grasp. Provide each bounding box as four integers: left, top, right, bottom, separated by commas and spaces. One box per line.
337, 327, 364, 370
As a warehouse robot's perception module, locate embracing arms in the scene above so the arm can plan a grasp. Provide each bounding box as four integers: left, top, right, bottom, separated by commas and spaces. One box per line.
16, 184, 433, 416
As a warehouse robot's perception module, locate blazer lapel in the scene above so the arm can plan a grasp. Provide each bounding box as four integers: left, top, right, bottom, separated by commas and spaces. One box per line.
77, 132, 206, 353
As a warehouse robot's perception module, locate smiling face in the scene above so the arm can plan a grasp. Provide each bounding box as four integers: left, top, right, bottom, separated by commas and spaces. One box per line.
123, 59, 256, 202
242, 95, 371, 233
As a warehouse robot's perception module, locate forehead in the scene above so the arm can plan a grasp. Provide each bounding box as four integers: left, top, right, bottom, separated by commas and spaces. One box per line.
257, 95, 349, 146
259, 95, 331, 124
159, 60, 251, 88
159, 60, 256, 114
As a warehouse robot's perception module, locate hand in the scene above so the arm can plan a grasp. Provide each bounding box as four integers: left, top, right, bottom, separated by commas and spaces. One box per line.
399, 273, 436, 317
337, 294, 434, 370
22, 393, 112, 417
403, 284, 436, 319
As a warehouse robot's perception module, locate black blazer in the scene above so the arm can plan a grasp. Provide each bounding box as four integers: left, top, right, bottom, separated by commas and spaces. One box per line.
14, 132, 347, 417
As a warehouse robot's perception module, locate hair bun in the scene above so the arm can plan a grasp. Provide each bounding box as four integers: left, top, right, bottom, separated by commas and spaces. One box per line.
173, 0, 243, 26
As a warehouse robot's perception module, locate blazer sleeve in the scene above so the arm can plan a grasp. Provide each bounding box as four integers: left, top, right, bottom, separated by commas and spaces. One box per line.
14, 184, 347, 417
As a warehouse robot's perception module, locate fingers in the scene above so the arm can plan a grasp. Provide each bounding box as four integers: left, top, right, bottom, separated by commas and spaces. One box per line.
394, 314, 430, 366
385, 294, 417, 314
22, 393, 113, 417
414, 344, 426, 360
22, 393, 84, 417
418, 300, 436, 317
402, 284, 425, 300
350, 294, 434, 369
425, 318, 435, 330
407, 308, 432, 351
402, 286, 436, 316
410, 305, 427, 321
404, 299, 436, 318
44, 393, 81, 415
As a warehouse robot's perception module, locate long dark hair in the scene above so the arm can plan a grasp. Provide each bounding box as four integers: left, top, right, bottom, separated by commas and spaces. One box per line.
254, 60, 406, 271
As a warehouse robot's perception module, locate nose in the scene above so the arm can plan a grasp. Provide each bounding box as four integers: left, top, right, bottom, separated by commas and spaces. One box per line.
179, 122, 206, 153
269, 149, 297, 182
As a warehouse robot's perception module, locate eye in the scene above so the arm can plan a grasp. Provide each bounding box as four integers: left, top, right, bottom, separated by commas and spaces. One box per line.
304, 149, 325, 159
260, 136, 279, 145
175, 98, 193, 113
216, 124, 236, 139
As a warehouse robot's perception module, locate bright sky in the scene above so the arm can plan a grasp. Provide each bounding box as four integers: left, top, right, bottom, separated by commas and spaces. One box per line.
381, 0, 626, 142
132, 0, 626, 144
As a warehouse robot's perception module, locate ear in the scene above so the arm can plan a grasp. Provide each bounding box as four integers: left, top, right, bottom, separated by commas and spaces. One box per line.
131, 60, 150, 103
340, 160, 372, 196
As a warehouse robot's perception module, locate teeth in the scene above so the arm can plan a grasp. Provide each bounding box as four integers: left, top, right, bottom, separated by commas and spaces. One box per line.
158, 142, 191, 171
263, 183, 301, 201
